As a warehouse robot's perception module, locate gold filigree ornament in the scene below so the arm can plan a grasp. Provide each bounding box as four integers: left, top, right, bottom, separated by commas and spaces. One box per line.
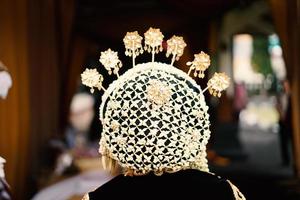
123, 31, 143, 66
99, 48, 122, 77
166, 36, 187, 65
144, 27, 164, 62
146, 80, 172, 106
81, 68, 105, 93
187, 51, 210, 78
204, 72, 230, 97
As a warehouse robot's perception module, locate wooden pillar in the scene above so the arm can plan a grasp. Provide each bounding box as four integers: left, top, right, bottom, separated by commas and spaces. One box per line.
288, 0, 300, 177
269, 0, 300, 177
0, 0, 31, 198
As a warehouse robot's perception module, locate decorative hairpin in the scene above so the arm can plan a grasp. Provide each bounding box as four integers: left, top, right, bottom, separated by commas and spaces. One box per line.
203, 72, 230, 97
123, 31, 143, 67
144, 27, 164, 62
99, 49, 122, 77
166, 36, 187, 66
81, 68, 105, 93
187, 51, 210, 78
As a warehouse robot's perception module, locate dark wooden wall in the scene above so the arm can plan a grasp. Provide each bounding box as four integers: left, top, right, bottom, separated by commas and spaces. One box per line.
0, 0, 76, 198
0, 0, 92, 197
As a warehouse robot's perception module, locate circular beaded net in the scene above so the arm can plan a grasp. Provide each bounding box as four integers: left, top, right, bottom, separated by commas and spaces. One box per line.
99, 62, 211, 175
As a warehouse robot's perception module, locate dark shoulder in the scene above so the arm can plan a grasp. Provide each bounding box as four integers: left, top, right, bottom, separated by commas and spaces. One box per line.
88, 170, 235, 199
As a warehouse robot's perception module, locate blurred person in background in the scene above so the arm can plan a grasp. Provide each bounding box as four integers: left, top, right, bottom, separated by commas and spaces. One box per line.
0, 62, 12, 100
0, 62, 12, 200
233, 82, 248, 122
276, 79, 292, 166
67, 93, 95, 151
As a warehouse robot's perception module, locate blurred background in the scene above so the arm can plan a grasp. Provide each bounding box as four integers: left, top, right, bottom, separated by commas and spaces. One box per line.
0, 0, 299, 199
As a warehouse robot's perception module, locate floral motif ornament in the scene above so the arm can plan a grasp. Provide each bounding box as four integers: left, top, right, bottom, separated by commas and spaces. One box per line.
144, 27, 164, 62
166, 36, 187, 65
146, 80, 172, 106
99, 48, 122, 77
81, 68, 104, 93
123, 31, 143, 66
206, 72, 230, 97
186, 51, 210, 78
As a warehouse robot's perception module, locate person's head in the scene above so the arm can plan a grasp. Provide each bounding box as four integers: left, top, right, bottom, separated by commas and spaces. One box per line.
0, 62, 12, 99
81, 28, 230, 176
69, 93, 95, 132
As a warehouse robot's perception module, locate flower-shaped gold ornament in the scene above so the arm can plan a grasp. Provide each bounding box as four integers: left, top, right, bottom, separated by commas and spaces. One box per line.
186, 51, 210, 78
81, 68, 104, 93
166, 36, 186, 65
99, 49, 122, 77
144, 27, 164, 62
147, 80, 172, 106
123, 31, 143, 66
206, 72, 230, 97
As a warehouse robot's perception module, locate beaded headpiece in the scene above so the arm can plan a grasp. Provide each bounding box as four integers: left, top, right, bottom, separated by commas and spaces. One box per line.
81, 27, 230, 176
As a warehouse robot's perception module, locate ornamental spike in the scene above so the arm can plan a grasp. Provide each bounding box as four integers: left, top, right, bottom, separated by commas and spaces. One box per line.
99, 49, 122, 77
203, 72, 230, 97
81, 68, 106, 93
186, 51, 210, 78
144, 27, 164, 62
123, 31, 143, 67
166, 36, 186, 66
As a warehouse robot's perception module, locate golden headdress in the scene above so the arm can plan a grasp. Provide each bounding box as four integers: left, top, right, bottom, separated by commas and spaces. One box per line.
81, 27, 230, 176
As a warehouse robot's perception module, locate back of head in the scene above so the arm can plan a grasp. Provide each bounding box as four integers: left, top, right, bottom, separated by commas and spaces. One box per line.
80, 27, 247, 200
81, 27, 230, 176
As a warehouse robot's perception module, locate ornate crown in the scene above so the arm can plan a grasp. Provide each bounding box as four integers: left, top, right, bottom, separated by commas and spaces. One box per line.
81, 27, 230, 176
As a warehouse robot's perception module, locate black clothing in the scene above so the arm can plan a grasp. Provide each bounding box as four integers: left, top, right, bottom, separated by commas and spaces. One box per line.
88, 169, 236, 199
278, 95, 292, 166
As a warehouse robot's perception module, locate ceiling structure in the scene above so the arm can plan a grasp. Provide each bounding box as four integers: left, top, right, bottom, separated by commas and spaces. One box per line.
74, 0, 253, 49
